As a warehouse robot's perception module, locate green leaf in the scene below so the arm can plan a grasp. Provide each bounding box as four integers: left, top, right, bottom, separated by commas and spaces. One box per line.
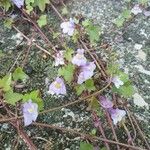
0, 0, 11, 11
82, 19, 92, 27
114, 17, 125, 27
62, 7, 68, 15
87, 25, 100, 43
118, 72, 129, 83
23, 90, 44, 110
0, 74, 12, 92
138, 0, 148, 5
113, 83, 134, 98
34, 0, 49, 11
107, 64, 120, 75
25, 0, 34, 14
25, 0, 34, 4
75, 84, 85, 95
37, 15, 47, 28
4, 18, 13, 29
75, 79, 96, 95
84, 79, 96, 91
72, 30, 79, 43
58, 64, 75, 83
13, 67, 28, 82
80, 142, 93, 150
119, 84, 134, 98
89, 97, 100, 111
122, 9, 131, 19
64, 47, 74, 61
4, 90, 23, 105
26, 4, 33, 14
52, 32, 60, 39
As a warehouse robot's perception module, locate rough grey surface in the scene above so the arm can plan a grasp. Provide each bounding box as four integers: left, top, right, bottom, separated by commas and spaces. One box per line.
67, 0, 150, 143
0, 15, 92, 150
0, 0, 150, 149
68, 0, 150, 103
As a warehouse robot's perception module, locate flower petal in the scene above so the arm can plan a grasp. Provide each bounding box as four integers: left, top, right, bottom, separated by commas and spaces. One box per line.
112, 76, 124, 88
109, 108, 126, 125
22, 100, 38, 126
60, 18, 75, 36
24, 114, 33, 126
48, 77, 66, 95
12, 0, 24, 8
68, 28, 74, 36
99, 96, 113, 108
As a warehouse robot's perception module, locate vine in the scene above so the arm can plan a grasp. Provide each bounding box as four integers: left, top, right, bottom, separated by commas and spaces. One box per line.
0, 0, 149, 150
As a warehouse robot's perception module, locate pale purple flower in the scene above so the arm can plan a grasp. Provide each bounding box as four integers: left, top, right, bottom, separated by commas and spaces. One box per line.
60, 18, 75, 36
11, 0, 24, 8
109, 108, 126, 125
143, 10, 150, 17
72, 49, 87, 66
77, 71, 92, 84
80, 62, 96, 72
48, 77, 66, 95
77, 62, 96, 84
99, 96, 113, 108
22, 100, 38, 126
112, 76, 124, 89
54, 51, 65, 66
131, 5, 142, 15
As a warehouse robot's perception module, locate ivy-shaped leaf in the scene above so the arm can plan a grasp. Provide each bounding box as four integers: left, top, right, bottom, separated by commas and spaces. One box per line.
4, 18, 13, 29
87, 25, 100, 43
89, 97, 100, 111
112, 82, 134, 98
23, 90, 44, 110
114, 17, 125, 27
118, 83, 134, 98
25, 0, 34, 14
107, 63, 134, 98
72, 30, 79, 43
34, 0, 49, 11
107, 63, 120, 75
75, 79, 96, 95
0, 0, 11, 11
80, 142, 93, 150
83, 20, 100, 43
52, 32, 60, 39
122, 9, 131, 19
37, 15, 47, 28
82, 19, 91, 27
0, 74, 12, 92
13, 67, 28, 82
114, 9, 131, 28
61, 7, 68, 15
26, 4, 33, 13
118, 72, 129, 83
4, 90, 23, 105
25, 0, 34, 5
58, 64, 75, 83
64, 47, 74, 61
75, 84, 85, 95
84, 79, 96, 91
